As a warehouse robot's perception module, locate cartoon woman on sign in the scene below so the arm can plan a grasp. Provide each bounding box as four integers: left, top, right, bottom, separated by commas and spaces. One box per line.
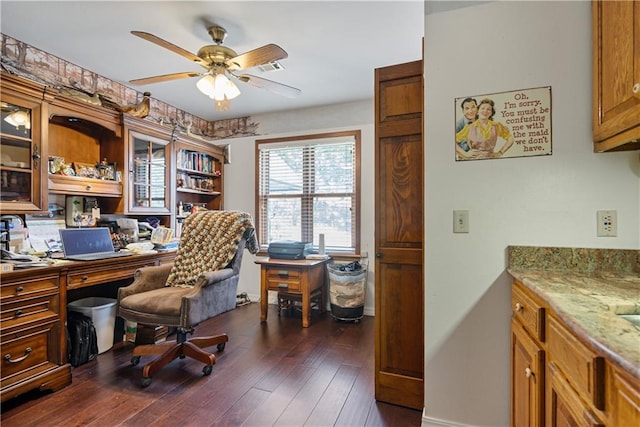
456, 98, 514, 160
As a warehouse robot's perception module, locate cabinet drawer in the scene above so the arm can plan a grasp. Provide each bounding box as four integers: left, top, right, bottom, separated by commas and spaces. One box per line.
512, 282, 545, 341
548, 315, 605, 411
66, 259, 156, 289
1, 324, 54, 381
1, 275, 59, 301
1, 294, 58, 333
48, 174, 122, 197
266, 268, 301, 292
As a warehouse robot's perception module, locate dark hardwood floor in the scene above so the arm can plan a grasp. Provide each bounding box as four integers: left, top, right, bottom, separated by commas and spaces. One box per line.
1, 303, 422, 426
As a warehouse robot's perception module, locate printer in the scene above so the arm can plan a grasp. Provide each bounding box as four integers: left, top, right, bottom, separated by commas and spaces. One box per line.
268, 240, 313, 260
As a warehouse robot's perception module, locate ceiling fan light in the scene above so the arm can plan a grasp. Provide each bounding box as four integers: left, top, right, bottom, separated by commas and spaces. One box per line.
225, 78, 241, 100
196, 75, 216, 98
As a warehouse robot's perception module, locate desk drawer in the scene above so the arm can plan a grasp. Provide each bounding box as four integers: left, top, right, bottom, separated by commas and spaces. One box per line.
1, 324, 54, 381
66, 259, 156, 289
266, 268, 301, 292
1, 275, 59, 301
1, 294, 59, 332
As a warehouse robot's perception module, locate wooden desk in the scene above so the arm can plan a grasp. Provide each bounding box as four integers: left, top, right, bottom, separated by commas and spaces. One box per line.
0, 251, 175, 402
254, 257, 328, 327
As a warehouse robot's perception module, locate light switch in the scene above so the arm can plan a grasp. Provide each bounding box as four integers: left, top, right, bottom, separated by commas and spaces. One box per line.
453, 210, 469, 233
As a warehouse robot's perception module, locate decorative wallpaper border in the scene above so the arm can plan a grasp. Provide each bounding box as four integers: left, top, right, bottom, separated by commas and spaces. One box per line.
0, 33, 258, 140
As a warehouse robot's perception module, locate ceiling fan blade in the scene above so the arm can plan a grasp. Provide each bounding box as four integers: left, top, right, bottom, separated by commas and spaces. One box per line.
131, 31, 206, 67
235, 74, 301, 98
227, 44, 288, 71
130, 71, 201, 86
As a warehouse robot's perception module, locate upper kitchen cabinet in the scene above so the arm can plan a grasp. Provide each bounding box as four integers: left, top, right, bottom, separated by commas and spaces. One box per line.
123, 116, 173, 216
47, 92, 124, 208
0, 73, 50, 213
592, 0, 640, 152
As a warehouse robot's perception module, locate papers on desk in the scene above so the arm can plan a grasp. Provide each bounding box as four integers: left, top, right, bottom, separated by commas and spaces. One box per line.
25, 217, 65, 253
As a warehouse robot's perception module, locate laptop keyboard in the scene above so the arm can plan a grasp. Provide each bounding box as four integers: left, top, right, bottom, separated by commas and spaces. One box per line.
66, 251, 134, 261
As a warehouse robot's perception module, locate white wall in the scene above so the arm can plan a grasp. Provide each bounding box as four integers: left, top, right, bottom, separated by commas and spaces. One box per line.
219, 99, 377, 314
424, 2, 639, 426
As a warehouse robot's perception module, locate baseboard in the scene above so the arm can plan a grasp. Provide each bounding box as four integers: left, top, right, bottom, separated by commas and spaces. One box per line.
421, 411, 479, 427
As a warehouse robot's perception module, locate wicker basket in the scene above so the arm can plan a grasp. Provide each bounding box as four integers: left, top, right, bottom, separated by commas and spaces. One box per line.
327, 262, 367, 321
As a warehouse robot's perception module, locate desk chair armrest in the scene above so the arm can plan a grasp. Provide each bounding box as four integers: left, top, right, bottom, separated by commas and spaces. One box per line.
118, 264, 173, 300
196, 268, 236, 289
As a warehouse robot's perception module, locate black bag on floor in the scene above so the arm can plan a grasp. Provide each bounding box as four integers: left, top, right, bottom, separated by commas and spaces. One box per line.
67, 311, 99, 367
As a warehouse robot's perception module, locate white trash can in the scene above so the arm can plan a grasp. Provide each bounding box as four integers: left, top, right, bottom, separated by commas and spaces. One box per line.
68, 297, 117, 354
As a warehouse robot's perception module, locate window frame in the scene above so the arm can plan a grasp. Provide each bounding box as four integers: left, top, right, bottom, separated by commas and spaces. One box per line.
255, 130, 361, 255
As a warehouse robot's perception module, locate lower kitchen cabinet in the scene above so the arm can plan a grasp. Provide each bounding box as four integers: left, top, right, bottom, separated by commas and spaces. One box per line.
511, 317, 545, 426
511, 279, 640, 426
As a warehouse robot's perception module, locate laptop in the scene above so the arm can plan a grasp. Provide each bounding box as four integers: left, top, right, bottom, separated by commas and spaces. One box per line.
59, 228, 133, 261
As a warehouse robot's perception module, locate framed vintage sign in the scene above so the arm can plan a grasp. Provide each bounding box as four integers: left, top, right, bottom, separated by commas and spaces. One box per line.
454, 86, 552, 161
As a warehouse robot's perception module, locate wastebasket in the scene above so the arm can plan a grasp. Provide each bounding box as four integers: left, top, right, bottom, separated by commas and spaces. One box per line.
328, 261, 367, 322
68, 297, 117, 354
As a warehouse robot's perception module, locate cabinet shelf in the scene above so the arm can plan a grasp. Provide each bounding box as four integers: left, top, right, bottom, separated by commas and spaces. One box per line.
176, 167, 221, 178
177, 187, 221, 196
1, 165, 32, 173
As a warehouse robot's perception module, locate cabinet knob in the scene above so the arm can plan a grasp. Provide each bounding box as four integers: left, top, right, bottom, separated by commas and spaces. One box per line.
15, 286, 24, 293
514, 302, 523, 313
525, 367, 534, 378
82, 275, 88, 281
375, 252, 382, 258
85, 185, 92, 190
634, 83, 640, 95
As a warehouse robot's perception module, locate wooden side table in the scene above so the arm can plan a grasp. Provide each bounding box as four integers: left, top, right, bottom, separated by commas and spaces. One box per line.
254, 257, 328, 327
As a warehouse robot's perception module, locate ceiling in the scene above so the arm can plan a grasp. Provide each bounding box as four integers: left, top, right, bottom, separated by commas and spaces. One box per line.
1, 1, 425, 121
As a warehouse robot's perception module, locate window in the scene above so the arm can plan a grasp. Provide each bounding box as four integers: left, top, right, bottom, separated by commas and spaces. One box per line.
256, 130, 360, 253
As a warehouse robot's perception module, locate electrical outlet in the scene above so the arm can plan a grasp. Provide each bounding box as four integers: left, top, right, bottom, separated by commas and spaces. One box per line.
597, 210, 617, 237
453, 210, 469, 233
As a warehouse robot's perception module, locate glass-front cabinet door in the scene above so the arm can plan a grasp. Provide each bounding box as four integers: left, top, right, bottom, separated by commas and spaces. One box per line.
0, 94, 45, 213
127, 130, 171, 214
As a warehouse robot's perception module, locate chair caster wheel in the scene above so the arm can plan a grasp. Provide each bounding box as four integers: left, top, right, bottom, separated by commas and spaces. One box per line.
217, 342, 226, 352
131, 356, 141, 366
203, 365, 213, 376
141, 376, 152, 388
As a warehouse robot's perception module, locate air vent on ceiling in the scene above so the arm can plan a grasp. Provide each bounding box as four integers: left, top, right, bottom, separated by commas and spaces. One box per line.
258, 61, 284, 72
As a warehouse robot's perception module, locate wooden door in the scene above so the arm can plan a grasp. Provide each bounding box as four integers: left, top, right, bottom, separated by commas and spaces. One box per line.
592, 0, 640, 151
374, 59, 423, 410
511, 319, 544, 427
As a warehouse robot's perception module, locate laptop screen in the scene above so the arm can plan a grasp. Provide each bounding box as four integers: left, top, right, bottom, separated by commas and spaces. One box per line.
59, 228, 115, 256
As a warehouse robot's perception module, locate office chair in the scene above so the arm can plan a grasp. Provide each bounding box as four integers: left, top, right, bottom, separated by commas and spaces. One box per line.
117, 210, 258, 387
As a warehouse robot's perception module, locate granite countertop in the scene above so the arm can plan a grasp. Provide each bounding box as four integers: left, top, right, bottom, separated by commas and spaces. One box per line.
507, 246, 640, 380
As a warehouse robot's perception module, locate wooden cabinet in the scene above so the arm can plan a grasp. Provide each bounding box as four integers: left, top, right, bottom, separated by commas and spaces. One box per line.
0, 269, 71, 402
123, 117, 173, 216
592, 0, 640, 152
0, 73, 49, 213
511, 281, 546, 426
47, 93, 124, 216
374, 59, 424, 410
175, 135, 224, 214
610, 368, 640, 426
547, 361, 604, 427
511, 279, 640, 426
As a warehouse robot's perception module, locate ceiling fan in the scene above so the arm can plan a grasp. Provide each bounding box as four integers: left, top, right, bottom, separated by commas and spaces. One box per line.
129, 25, 301, 111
